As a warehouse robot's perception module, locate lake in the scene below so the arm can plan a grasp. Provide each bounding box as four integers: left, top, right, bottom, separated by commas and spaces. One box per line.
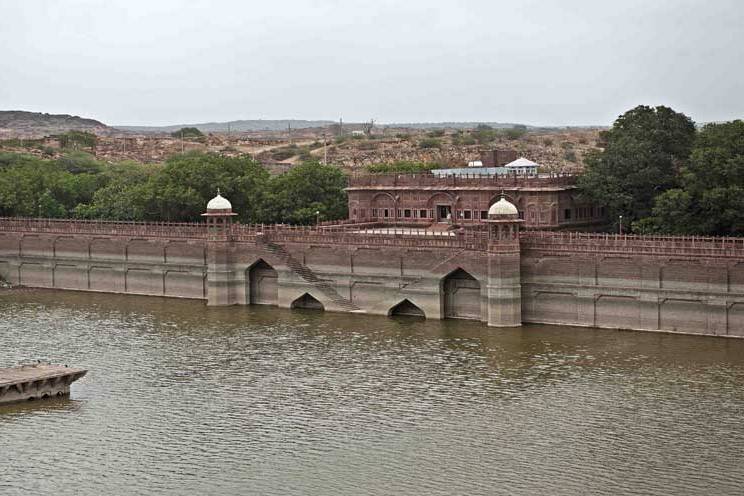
2, 290, 744, 495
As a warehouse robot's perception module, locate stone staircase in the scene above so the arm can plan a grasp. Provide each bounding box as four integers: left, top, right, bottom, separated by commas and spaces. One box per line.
256, 237, 363, 312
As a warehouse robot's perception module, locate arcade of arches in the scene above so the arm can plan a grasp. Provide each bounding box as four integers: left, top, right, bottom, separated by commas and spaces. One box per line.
246, 260, 481, 321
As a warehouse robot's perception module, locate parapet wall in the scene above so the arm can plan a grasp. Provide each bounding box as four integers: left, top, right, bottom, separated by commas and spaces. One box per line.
0, 222, 208, 299
1, 218, 744, 338
347, 173, 577, 189
520, 232, 744, 337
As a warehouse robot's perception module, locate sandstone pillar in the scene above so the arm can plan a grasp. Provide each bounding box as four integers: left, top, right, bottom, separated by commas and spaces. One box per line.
484, 196, 524, 327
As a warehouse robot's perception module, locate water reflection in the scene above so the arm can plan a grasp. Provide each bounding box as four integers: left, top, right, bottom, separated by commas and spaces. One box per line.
2, 289, 744, 496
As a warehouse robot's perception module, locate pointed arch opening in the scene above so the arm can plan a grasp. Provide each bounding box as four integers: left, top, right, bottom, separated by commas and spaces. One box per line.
442, 268, 481, 320
248, 259, 277, 305
291, 293, 324, 311
388, 299, 426, 318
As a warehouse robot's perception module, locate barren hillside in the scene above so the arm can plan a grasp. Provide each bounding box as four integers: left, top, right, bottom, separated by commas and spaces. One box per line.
0, 111, 114, 139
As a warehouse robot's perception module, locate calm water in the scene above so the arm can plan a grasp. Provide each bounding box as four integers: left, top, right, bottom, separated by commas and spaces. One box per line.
2, 290, 744, 495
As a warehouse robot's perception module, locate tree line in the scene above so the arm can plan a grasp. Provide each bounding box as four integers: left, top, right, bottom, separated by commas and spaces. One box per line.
0, 151, 348, 224
578, 105, 744, 236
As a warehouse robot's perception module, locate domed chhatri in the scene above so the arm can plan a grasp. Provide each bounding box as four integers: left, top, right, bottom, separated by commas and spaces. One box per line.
202, 190, 237, 218
485, 195, 523, 243
488, 196, 519, 218
206, 194, 232, 212
202, 190, 237, 232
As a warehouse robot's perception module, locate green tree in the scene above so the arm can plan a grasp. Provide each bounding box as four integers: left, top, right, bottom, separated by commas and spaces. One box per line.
58, 131, 98, 149
171, 127, 204, 139
578, 105, 696, 229
0, 154, 75, 217
267, 161, 347, 224
502, 125, 528, 140
56, 151, 103, 174
640, 120, 744, 235
145, 151, 270, 222
366, 161, 444, 174
73, 161, 154, 220
474, 124, 496, 145
37, 189, 66, 218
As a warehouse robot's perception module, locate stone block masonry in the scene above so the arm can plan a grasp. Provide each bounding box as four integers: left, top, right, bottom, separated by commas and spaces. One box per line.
1, 218, 744, 338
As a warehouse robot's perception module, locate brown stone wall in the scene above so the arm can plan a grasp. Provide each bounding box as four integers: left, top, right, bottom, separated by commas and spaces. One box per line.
521, 233, 744, 337
126, 268, 164, 295
54, 263, 88, 290
2, 219, 744, 339
0, 232, 207, 300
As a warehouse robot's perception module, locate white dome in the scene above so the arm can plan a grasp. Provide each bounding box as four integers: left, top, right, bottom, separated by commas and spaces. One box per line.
488, 197, 518, 217
206, 194, 232, 211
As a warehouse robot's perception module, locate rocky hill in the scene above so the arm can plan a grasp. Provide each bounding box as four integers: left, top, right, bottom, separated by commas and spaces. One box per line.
0, 111, 113, 139
117, 119, 336, 134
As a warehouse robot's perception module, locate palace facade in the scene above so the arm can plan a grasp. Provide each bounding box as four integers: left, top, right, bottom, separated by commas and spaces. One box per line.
345, 173, 606, 230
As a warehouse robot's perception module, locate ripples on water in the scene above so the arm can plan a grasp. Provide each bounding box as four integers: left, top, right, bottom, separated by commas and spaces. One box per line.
2, 290, 744, 495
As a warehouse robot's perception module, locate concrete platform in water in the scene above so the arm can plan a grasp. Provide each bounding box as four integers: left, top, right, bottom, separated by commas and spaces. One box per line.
0, 363, 87, 405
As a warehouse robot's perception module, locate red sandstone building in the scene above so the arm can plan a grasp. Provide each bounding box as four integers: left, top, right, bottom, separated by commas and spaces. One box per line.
346, 172, 606, 230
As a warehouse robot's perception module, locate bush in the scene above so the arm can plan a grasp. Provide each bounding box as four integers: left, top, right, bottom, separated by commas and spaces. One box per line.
427, 129, 445, 138
502, 126, 528, 140
542, 138, 553, 146
475, 128, 496, 144
419, 138, 441, 149
366, 161, 443, 174
59, 131, 97, 149
451, 133, 474, 146
563, 150, 577, 162
270, 144, 299, 161
171, 127, 203, 139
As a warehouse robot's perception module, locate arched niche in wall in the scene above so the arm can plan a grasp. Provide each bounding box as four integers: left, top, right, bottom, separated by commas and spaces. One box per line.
388, 299, 425, 318
291, 292, 324, 310
441, 268, 481, 320
247, 259, 278, 306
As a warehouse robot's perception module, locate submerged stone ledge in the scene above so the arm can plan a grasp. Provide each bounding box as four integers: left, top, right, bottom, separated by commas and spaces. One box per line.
0, 363, 87, 405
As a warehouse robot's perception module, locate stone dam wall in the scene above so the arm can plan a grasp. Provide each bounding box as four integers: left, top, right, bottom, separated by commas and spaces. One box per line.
1, 218, 743, 338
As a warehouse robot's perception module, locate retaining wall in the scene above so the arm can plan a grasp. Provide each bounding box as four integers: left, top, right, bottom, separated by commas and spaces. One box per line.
2, 219, 744, 337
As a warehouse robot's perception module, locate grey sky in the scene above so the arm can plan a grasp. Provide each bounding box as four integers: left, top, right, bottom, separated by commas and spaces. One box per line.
1, 0, 742, 126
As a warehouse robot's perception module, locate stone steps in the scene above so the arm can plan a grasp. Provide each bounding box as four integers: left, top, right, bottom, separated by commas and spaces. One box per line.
256, 238, 362, 312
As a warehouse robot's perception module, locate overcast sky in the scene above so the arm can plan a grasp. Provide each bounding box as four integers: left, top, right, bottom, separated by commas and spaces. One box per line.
1, 0, 742, 126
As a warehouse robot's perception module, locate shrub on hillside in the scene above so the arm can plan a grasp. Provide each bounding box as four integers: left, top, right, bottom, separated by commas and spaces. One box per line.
171, 127, 203, 139
419, 138, 441, 149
